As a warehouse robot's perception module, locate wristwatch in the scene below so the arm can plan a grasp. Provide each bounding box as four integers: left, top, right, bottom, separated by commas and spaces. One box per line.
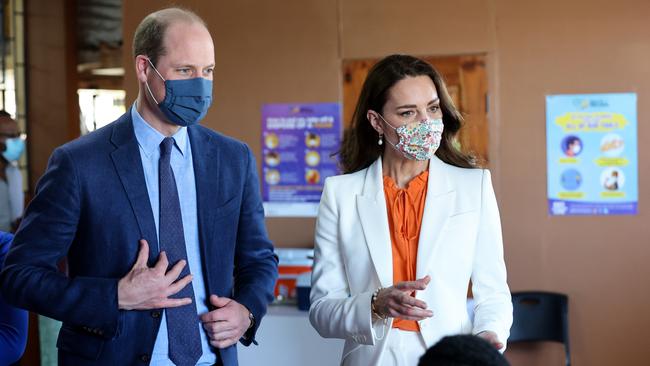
247, 311, 255, 329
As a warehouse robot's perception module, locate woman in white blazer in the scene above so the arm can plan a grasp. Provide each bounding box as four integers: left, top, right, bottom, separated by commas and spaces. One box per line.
309, 55, 512, 366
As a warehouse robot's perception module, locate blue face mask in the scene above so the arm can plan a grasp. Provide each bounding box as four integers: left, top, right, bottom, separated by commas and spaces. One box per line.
145, 59, 213, 127
2, 136, 25, 162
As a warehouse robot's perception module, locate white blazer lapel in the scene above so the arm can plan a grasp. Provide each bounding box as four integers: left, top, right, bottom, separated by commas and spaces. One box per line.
416, 156, 456, 279
356, 158, 393, 288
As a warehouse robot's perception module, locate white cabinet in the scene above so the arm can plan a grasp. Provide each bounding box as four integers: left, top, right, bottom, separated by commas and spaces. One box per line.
238, 306, 344, 366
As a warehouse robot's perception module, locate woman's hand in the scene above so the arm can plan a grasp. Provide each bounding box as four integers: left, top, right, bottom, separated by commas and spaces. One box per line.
373, 276, 433, 320
477, 330, 504, 349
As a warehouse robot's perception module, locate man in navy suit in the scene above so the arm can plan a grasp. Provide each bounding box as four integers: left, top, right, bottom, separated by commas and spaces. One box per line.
0, 8, 278, 366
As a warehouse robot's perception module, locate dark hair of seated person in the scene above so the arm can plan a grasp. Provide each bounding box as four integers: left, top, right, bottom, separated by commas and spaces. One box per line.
418, 335, 510, 366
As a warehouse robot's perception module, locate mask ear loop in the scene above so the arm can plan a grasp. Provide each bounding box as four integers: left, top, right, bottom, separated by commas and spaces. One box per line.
144, 57, 166, 105
376, 112, 398, 131
376, 113, 399, 147
146, 58, 166, 81
375, 112, 414, 160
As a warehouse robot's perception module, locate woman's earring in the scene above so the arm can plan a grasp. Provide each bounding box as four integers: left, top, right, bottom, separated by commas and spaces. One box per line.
378, 134, 383, 146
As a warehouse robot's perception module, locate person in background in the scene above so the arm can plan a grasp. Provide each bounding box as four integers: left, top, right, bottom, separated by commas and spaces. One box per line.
0, 7, 277, 366
418, 335, 510, 366
0, 111, 25, 232
0, 231, 28, 365
309, 54, 512, 366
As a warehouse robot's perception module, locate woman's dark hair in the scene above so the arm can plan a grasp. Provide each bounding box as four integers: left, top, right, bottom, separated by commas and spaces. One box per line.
337, 54, 476, 174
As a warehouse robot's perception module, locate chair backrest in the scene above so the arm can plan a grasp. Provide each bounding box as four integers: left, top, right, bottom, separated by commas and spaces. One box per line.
509, 291, 571, 365
510, 291, 568, 343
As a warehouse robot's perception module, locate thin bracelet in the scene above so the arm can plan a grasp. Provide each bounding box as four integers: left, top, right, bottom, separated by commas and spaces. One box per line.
371, 287, 386, 319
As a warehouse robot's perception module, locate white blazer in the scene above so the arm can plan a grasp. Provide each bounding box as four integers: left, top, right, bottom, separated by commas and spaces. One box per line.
309, 156, 513, 365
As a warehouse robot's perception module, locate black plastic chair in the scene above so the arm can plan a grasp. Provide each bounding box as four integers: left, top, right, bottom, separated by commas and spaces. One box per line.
509, 291, 571, 366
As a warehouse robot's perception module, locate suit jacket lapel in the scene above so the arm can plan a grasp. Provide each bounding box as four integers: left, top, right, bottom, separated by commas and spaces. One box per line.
416, 156, 456, 279
109, 114, 160, 262
357, 158, 393, 287
188, 126, 218, 287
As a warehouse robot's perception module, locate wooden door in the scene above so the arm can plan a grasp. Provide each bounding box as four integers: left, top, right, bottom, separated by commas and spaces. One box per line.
342, 54, 489, 164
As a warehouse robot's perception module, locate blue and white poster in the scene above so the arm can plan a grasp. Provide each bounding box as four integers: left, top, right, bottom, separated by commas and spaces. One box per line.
547, 93, 638, 216
261, 103, 341, 217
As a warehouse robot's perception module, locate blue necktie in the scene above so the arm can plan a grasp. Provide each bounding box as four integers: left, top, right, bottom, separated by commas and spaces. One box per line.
159, 137, 202, 366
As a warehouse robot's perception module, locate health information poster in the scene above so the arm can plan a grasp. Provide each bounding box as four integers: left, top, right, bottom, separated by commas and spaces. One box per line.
261, 103, 341, 217
546, 93, 638, 216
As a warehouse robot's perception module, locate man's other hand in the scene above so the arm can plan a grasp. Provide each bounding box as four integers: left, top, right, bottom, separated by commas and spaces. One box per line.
199, 295, 252, 348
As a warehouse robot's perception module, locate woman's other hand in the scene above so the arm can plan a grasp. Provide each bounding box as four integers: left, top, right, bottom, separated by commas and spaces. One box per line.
476, 330, 504, 349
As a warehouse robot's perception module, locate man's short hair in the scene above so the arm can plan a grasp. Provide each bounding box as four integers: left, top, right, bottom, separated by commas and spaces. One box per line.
132, 7, 207, 66
418, 335, 510, 366
0, 110, 12, 118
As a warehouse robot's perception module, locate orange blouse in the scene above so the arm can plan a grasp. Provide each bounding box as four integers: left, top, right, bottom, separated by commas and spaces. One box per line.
383, 170, 429, 332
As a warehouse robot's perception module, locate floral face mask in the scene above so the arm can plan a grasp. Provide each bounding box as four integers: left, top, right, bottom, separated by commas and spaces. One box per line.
378, 114, 444, 161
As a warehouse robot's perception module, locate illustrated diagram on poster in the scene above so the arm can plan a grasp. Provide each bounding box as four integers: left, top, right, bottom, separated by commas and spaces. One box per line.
261, 103, 341, 217
546, 93, 638, 216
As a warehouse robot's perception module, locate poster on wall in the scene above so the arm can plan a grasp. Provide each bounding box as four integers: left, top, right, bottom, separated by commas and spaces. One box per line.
546, 93, 638, 216
261, 103, 341, 217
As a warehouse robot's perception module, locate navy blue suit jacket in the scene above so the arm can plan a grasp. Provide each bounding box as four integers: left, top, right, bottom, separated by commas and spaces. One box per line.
0, 113, 278, 365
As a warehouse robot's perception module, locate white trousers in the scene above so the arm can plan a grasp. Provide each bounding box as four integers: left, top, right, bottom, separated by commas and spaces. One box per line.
378, 330, 428, 366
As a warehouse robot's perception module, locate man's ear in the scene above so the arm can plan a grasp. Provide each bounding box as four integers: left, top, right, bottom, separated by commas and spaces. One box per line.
134, 55, 149, 83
